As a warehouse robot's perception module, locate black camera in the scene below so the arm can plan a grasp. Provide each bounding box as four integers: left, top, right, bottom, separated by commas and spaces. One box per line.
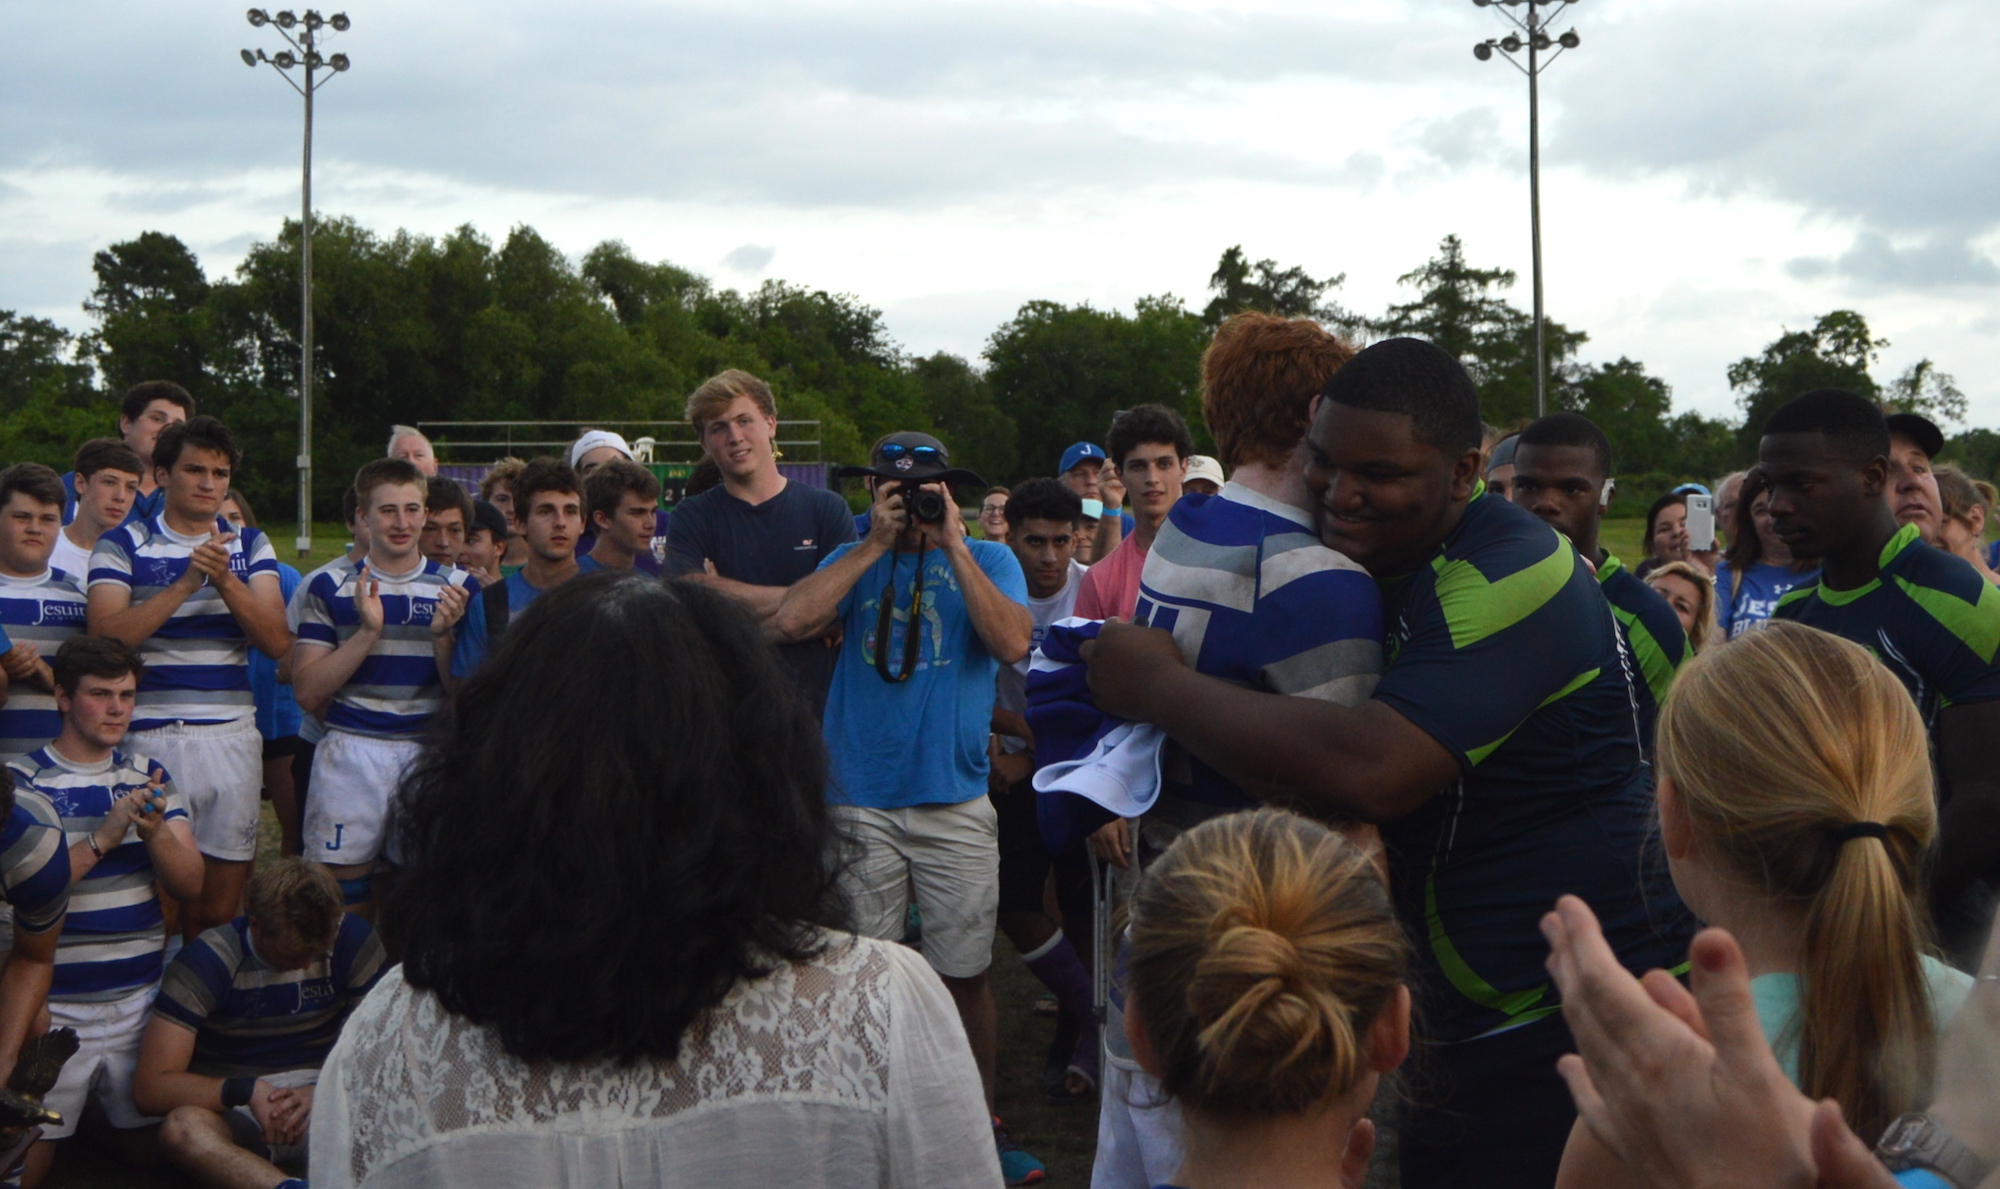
895, 483, 949, 525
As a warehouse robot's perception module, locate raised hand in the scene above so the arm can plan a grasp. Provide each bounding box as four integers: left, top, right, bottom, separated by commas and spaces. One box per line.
354, 564, 385, 634
128, 775, 169, 842
430, 582, 469, 638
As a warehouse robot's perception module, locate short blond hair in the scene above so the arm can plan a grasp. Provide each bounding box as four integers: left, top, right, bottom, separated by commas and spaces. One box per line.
479, 457, 526, 503
246, 858, 344, 959
1645, 560, 1716, 653
685, 370, 776, 432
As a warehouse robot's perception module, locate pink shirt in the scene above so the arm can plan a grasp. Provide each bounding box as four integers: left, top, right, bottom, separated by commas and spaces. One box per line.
1074, 535, 1148, 621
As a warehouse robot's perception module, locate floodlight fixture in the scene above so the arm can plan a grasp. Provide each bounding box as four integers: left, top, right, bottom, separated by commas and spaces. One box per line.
1469, 0, 1582, 419
304, 10, 323, 28
330, 13, 349, 30
329, 53, 349, 71
276, 10, 297, 28
240, 48, 257, 66
247, 9, 270, 26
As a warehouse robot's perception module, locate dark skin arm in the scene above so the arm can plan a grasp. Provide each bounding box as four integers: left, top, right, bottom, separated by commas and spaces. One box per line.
1082, 620, 1460, 823
1933, 700, 2000, 909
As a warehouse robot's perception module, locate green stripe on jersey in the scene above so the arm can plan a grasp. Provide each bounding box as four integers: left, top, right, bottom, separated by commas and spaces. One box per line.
1432, 531, 1575, 651
1894, 575, 2000, 663
1612, 606, 1679, 705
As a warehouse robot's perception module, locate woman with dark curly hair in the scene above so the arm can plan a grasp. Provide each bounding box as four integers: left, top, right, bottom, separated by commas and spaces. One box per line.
308, 570, 1001, 1189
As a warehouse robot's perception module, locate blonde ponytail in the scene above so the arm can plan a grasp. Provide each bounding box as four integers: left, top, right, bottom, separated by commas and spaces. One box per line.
1656, 620, 1938, 1138
1126, 809, 1408, 1118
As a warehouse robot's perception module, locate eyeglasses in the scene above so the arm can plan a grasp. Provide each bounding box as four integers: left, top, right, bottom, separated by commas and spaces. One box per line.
878, 443, 943, 464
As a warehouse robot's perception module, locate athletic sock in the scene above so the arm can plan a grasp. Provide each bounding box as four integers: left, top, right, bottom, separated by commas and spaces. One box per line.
1020, 930, 1093, 1033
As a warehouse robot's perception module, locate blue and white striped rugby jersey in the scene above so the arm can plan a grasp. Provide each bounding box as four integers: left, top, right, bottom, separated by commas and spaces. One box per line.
0, 788, 72, 935
1133, 483, 1385, 809
88, 516, 280, 730
155, 914, 387, 1077
8, 746, 188, 1001
0, 569, 90, 762
291, 558, 478, 737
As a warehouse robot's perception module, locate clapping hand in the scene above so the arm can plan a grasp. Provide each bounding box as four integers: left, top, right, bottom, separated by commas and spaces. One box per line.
430, 582, 469, 638
183, 533, 238, 589
127, 774, 169, 842
0, 643, 39, 683
354, 563, 385, 633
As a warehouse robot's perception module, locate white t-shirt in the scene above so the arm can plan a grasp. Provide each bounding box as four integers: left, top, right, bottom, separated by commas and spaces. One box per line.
996, 559, 1087, 754
310, 934, 1001, 1189
48, 532, 92, 586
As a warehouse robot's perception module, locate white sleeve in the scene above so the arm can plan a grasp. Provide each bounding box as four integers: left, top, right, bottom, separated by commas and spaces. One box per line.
881, 944, 1005, 1189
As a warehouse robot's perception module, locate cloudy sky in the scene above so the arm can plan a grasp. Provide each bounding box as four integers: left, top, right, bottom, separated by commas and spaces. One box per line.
5, 0, 1999, 426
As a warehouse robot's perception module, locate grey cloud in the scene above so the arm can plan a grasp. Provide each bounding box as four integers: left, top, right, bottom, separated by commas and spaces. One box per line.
721, 244, 776, 274
1786, 233, 2000, 288
1551, 0, 2000, 256
0, 1, 1453, 210
1417, 108, 1503, 170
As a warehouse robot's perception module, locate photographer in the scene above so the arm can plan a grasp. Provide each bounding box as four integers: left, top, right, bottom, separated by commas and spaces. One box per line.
772, 431, 1042, 1184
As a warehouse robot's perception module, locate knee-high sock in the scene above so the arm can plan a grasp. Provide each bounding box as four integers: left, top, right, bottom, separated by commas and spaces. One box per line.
1020, 930, 1094, 1033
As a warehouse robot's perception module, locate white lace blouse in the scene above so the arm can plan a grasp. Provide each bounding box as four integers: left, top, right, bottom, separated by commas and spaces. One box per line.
309, 934, 1003, 1189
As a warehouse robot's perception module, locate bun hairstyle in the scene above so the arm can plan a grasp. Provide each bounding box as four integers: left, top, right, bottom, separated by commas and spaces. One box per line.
1656, 620, 1937, 1139
1125, 810, 1408, 1118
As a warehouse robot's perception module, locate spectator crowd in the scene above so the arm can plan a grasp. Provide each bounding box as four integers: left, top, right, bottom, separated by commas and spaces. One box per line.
0, 315, 1993, 1189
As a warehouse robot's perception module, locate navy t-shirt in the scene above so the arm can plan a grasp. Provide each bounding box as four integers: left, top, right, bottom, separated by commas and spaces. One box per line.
1373, 492, 1693, 1043
668, 481, 858, 713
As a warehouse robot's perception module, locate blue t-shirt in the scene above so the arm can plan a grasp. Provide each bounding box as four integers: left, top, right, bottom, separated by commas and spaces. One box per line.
61, 471, 163, 529
1716, 559, 1820, 638
154, 914, 387, 1077
450, 569, 558, 678
250, 563, 306, 743
668, 482, 858, 713
819, 541, 1028, 808
1372, 492, 1693, 1043
1598, 553, 1690, 757
0, 569, 88, 763
1134, 484, 1385, 809
1751, 956, 1971, 1088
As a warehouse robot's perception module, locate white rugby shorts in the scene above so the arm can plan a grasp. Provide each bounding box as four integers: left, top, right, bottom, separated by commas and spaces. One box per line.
127, 720, 263, 862
302, 730, 423, 867
44, 988, 157, 1139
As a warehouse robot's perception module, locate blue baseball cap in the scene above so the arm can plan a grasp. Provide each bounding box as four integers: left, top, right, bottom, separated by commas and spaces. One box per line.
1059, 442, 1108, 475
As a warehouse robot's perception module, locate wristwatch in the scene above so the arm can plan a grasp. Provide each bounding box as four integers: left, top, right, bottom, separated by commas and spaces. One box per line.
1878, 1113, 1991, 1189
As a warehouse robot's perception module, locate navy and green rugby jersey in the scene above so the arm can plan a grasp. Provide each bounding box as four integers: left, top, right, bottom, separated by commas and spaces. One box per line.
1773, 523, 2000, 729
1373, 492, 1693, 1044
1597, 553, 1690, 756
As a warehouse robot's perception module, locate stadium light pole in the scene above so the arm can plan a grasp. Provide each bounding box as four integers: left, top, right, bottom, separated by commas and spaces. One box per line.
241, 8, 351, 557
1473, 0, 1580, 419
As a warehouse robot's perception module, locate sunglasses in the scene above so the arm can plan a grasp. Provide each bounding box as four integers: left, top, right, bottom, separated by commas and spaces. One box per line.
878, 443, 943, 464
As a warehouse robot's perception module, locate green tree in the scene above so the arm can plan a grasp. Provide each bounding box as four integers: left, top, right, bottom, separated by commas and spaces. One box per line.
983, 295, 1209, 482
1727, 310, 1885, 456
1884, 358, 1967, 426
1201, 246, 1354, 331
0, 311, 116, 471
913, 352, 1016, 484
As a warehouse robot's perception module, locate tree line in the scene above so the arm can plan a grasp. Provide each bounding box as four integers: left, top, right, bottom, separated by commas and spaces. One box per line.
0, 219, 1982, 519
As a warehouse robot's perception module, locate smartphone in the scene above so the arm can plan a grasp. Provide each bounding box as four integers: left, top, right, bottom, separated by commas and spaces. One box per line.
1684, 493, 1716, 552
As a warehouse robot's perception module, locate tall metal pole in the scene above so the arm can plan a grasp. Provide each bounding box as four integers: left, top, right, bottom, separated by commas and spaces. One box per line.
298, 30, 315, 557
242, 10, 350, 557
1527, 4, 1545, 418
1472, 0, 1578, 422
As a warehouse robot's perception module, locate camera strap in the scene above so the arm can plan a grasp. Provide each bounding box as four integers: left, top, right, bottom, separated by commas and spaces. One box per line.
874, 541, 927, 684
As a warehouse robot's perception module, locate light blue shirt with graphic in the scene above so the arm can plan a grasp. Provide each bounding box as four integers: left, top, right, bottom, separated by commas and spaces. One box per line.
818, 540, 1028, 809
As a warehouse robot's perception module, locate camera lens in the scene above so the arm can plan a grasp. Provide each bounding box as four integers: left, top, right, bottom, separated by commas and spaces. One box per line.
911, 489, 947, 524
